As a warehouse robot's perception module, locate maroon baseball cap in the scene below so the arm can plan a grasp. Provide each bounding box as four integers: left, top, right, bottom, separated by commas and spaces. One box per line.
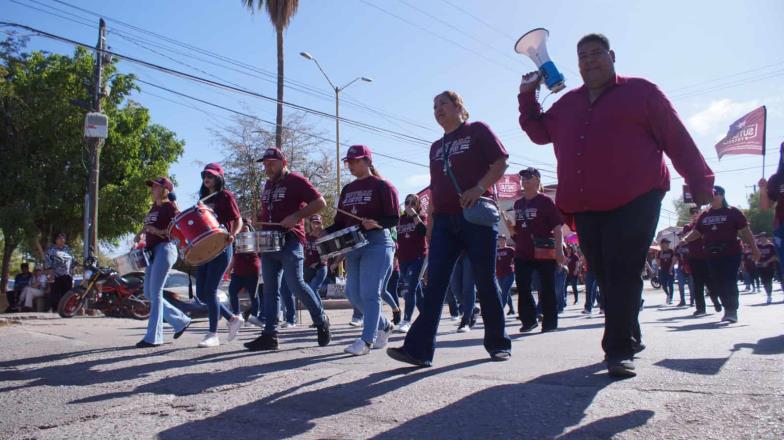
146, 177, 174, 192
202, 162, 224, 177
342, 144, 372, 162
257, 148, 286, 162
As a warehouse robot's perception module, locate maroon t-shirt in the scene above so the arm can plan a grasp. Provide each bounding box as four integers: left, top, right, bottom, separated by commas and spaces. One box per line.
675, 242, 690, 273
512, 193, 563, 261
495, 246, 515, 277
757, 243, 777, 268
695, 207, 747, 256
397, 213, 428, 263
304, 234, 325, 268
259, 172, 321, 244
144, 202, 178, 251
683, 222, 706, 260
658, 249, 674, 273
232, 252, 260, 277
335, 176, 399, 228
429, 121, 508, 214
766, 172, 784, 228
204, 190, 241, 233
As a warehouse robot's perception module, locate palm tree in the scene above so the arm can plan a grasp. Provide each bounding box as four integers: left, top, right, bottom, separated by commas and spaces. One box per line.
242, 0, 299, 151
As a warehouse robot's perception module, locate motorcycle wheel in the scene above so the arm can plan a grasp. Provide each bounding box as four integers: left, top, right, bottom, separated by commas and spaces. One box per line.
650, 277, 661, 289
58, 288, 87, 318
128, 292, 151, 320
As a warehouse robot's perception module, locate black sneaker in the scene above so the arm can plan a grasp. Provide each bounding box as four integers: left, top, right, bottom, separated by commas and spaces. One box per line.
135, 340, 161, 348
714, 303, 723, 312
506, 309, 516, 316
692, 309, 707, 317
244, 333, 279, 351
317, 314, 331, 347
173, 321, 191, 340
469, 306, 480, 328
633, 342, 646, 354
607, 358, 636, 378
519, 322, 539, 333
386, 346, 431, 367
392, 309, 402, 325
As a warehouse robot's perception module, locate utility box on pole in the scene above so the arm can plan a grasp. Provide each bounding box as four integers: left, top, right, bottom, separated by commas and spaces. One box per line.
84, 112, 108, 139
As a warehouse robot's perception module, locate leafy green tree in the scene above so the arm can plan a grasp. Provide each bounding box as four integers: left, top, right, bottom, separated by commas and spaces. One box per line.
0, 37, 184, 295
744, 191, 774, 235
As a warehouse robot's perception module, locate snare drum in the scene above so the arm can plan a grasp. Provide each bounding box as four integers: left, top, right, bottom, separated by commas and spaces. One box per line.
258, 230, 284, 253
315, 225, 368, 260
113, 248, 151, 274
168, 203, 229, 265
234, 231, 259, 254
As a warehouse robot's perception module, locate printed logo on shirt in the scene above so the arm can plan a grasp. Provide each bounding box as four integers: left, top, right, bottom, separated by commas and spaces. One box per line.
262, 186, 288, 205
434, 136, 472, 161
514, 208, 529, 228
144, 210, 159, 225
701, 215, 728, 226
398, 222, 416, 234
343, 189, 374, 206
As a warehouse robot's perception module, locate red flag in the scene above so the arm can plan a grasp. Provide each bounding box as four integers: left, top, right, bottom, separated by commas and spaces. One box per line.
715, 106, 766, 159
494, 174, 523, 200
416, 187, 431, 214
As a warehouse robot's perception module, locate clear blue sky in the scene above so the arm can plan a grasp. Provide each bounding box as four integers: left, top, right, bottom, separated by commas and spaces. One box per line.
4, 0, 784, 235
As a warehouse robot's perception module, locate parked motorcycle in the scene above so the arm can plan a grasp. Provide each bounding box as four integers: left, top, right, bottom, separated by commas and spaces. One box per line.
57, 259, 150, 319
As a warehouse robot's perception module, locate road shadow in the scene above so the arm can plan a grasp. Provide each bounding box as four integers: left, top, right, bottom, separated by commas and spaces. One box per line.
733, 335, 784, 355
653, 357, 728, 375
157, 361, 629, 439
557, 410, 654, 439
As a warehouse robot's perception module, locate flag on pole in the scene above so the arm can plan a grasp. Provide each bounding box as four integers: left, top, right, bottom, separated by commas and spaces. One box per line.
715, 106, 767, 159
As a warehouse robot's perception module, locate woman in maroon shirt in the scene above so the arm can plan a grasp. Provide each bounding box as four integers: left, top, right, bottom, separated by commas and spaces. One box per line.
329, 145, 400, 356
755, 233, 778, 303
196, 163, 244, 348
506, 167, 565, 333
395, 194, 428, 333
135, 177, 191, 348
684, 186, 759, 323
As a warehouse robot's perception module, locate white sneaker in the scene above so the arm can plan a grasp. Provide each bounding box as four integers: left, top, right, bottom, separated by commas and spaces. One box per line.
457, 323, 471, 333
344, 338, 371, 356
395, 321, 411, 333
349, 317, 363, 327
373, 324, 393, 349
280, 322, 297, 329
247, 315, 263, 328
227, 316, 243, 342
198, 333, 220, 348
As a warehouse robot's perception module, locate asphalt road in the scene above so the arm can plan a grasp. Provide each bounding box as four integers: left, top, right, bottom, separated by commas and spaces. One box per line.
1, 285, 783, 439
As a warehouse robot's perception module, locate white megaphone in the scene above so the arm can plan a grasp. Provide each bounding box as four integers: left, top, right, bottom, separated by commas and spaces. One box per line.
515, 28, 566, 93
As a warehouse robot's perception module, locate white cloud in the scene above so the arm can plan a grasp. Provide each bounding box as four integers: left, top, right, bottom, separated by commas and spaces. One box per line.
687, 98, 760, 137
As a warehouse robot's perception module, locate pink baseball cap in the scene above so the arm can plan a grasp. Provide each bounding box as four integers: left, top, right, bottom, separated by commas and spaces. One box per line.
202, 162, 225, 177
342, 144, 372, 162
146, 177, 174, 192
258, 148, 286, 162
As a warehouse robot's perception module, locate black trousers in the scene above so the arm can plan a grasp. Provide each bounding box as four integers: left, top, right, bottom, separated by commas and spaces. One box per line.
51, 275, 73, 312
688, 258, 711, 313
575, 190, 661, 360
759, 266, 775, 295
514, 258, 557, 330
566, 275, 579, 302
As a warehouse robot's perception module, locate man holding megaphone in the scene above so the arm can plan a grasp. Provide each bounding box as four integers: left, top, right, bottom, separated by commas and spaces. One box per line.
517, 33, 714, 378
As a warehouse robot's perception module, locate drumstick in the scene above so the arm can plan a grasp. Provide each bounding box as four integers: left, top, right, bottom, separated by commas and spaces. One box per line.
259, 222, 282, 226
198, 191, 219, 204
336, 208, 366, 222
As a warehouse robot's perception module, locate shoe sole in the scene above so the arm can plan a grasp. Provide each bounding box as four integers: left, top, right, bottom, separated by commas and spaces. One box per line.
386, 347, 431, 367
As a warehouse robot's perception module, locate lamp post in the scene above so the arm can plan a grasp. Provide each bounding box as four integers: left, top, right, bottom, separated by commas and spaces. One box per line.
300, 52, 372, 197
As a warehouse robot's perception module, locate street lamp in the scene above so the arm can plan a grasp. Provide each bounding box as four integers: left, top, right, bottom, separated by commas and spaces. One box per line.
300, 51, 372, 197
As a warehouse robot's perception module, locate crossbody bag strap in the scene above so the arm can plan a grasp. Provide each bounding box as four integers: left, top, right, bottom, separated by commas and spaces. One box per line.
443, 137, 499, 202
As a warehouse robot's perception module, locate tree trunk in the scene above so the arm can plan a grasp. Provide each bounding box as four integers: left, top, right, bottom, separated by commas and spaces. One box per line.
275, 28, 284, 151
1, 239, 18, 302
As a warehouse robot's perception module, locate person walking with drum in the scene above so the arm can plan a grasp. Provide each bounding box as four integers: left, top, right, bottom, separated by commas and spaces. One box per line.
135, 177, 192, 348
387, 90, 512, 367
227, 219, 263, 327
245, 148, 332, 351
323, 145, 399, 356
195, 163, 245, 348
395, 194, 428, 333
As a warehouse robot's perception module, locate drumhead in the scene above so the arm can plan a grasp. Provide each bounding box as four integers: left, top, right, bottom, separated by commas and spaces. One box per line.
315, 225, 360, 244
183, 231, 229, 265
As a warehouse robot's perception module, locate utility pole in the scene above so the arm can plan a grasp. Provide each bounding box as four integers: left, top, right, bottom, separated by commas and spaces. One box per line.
86, 18, 106, 261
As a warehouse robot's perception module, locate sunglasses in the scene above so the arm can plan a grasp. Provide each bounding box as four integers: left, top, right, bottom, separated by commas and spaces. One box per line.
404, 200, 416, 205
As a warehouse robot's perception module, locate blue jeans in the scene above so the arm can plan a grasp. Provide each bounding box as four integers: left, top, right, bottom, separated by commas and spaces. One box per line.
584, 270, 598, 311
196, 246, 234, 333
228, 273, 259, 315
675, 267, 693, 304
351, 267, 401, 322
554, 266, 567, 312
403, 214, 511, 362
498, 273, 515, 312
279, 278, 297, 324
345, 229, 395, 343
143, 242, 190, 344
660, 270, 675, 299
261, 236, 325, 335
305, 265, 328, 295
450, 254, 476, 317
399, 257, 426, 321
